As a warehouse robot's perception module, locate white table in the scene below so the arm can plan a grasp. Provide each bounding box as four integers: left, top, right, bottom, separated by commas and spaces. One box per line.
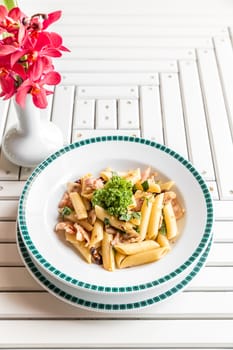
0, 0, 233, 348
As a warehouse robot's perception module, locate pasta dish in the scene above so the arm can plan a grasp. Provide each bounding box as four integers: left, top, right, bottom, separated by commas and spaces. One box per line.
55, 167, 185, 271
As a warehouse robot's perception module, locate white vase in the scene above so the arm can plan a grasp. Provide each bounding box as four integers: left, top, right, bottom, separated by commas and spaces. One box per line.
2, 96, 64, 168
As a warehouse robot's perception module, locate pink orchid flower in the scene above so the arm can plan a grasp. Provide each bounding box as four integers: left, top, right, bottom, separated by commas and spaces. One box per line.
0, 68, 16, 99
0, 5, 70, 108
15, 70, 61, 109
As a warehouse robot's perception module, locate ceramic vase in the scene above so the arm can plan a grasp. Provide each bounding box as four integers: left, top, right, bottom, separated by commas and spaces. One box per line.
2, 96, 64, 168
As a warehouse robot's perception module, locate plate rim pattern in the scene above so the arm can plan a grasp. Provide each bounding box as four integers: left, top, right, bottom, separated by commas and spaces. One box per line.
17, 226, 213, 312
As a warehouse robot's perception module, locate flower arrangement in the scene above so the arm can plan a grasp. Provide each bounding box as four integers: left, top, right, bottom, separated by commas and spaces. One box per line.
0, 2, 69, 108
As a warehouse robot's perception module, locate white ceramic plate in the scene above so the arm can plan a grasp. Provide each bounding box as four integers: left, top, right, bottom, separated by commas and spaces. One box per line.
23, 228, 214, 305
16, 226, 213, 312
18, 136, 214, 294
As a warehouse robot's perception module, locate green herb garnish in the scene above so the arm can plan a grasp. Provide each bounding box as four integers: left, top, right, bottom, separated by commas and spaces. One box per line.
159, 219, 167, 235
132, 184, 137, 193
131, 212, 141, 219
145, 196, 150, 206
61, 206, 72, 217
92, 175, 133, 217
104, 217, 110, 226
141, 180, 149, 191
119, 213, 132, 221
119, 211, 141, 222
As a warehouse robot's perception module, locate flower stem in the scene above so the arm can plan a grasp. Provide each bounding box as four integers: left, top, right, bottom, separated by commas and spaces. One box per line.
3, 0, 17, 10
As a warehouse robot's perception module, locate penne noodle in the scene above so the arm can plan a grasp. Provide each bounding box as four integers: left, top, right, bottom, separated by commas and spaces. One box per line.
139, 195, 154, 240
99, 169, 113, 181
65, 232, 92, 263
82, 196, 92, 211
129, 216, 141, 226
118, 247, 170, 269
160, 180, 175, 191
102, 231, 115, 271
123, 168, 141, 184
66, 182, 81, 193
163, 201, 178, 240
114, 240, 159, 255
135, 179, 160, 193
69, 192, 88, 220
147, 193, 164, 240
134, 181, 143, 191
89, 219, 104, 247
156, 233, 171, 249
95, 205, 139, 236
115, 251, 126, 269
77, 219, 94, 232
147, 179, 161, 193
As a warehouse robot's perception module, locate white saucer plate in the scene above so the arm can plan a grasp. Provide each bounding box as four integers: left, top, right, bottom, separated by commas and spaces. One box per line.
17, 226, 213, 313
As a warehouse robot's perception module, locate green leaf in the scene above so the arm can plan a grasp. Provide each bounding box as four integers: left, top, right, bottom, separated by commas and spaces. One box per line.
61, 206, 72, 217
119, 211, 141, 222
141, 180, 149, 191
119, 213, 131, 221
145, 197, 150, 206
104, 217, 110, 226
131, 211, 141, 219
3, 0, 17, 10
159, 220, 167, 235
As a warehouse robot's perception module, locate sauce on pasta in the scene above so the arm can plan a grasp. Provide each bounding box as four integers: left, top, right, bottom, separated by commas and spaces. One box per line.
55, 167, 185, 271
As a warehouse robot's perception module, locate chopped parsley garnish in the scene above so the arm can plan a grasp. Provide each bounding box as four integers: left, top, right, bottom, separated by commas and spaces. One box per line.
145, 196, 150, 206
61, 206, 72, 217
159, 219, 167, 235
131, 212, 141, 219
92, 175, 133, 217
132, 184, 137, 193
119, 213, 132, 221
119, 211, 141, 222
141, 180, 149, 191
104, 217, 110, 226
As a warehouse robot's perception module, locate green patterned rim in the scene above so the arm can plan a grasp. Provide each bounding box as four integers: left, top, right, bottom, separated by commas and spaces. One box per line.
17, 226, 213, 311
18, 136, 214, 293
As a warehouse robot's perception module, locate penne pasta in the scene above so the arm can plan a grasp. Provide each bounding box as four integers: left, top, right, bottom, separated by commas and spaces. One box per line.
89, 219, 104, 247
160, 180, 175, 191
99, 168, 113, 181
157, 233, 171, 249
95, 205, 139, 237
123, 168, 141, 184
66, 182, 81, 194
118, 247, 170, 269
114, 240, 159, 255
77, 219, 94, 232
69, 192, 88, 220
129, 216, 141, 226
82, 196, 92, 211
115, 251, 126, 269
65, 232, 92, 263
139, 196, 154, 240
147, 179, 161, 193
102, 231, 115, 271
163, 201, 178, 240
147, 193, 164, 240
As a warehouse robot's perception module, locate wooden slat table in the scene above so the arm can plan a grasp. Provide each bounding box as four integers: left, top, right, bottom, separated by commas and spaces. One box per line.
0, 0, 233, 348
